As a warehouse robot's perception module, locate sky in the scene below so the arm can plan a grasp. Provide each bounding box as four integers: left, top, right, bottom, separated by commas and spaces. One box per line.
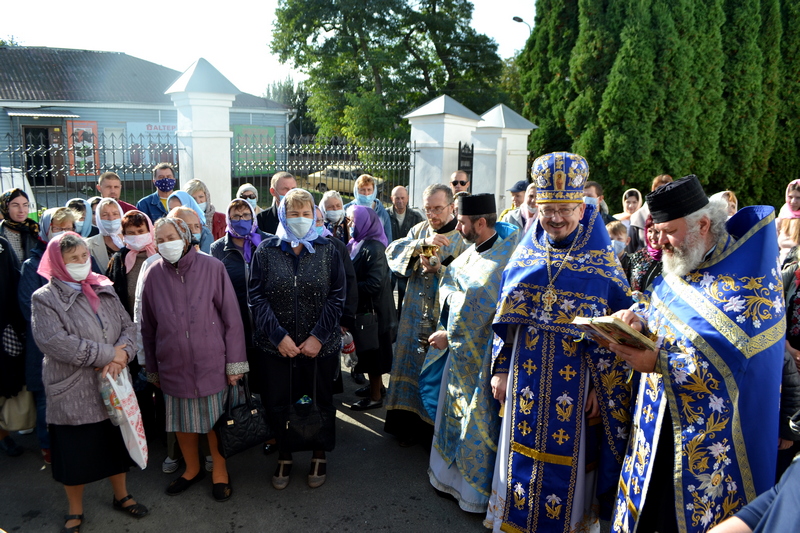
1, 0, 534, 97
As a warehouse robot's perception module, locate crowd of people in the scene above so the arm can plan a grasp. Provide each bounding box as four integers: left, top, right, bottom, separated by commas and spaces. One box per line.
1, 155, 799, 533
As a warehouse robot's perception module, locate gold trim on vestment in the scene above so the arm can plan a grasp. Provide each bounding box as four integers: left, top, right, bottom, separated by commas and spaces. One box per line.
510, 441, 574, 466
701, 211, 776, 269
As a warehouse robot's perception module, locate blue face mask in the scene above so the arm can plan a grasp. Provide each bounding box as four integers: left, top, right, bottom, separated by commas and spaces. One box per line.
100, 219, 121, 234
197, 202, 208, 212
245, 198, 258, 209
583, 196, 598, 207
74, 220, 85, 233
286, 217, 313, 239
611, 239, 626, 256
315, 225, 325, 236
192, 232, 202, 243
230, 219, 252, 236
278, 195, 285, 204
355, 193, 374, 207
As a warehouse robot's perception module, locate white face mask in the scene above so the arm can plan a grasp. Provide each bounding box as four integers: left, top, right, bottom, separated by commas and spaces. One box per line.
158, 239, 185, 263
100, 219, 122, 234
525, 203, 537, 215
325, 209, 344, 224
66, 258, 92, 281
197, 202, 208, 212
286, 217, 313, 239
48, 230, 66, 241
125, 233, 153, 252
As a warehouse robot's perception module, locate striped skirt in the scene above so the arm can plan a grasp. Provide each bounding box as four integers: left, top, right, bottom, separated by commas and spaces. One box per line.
164, 387, 238, 434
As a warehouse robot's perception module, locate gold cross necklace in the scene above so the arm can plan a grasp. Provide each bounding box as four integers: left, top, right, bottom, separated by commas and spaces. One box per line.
542, 224, 583, 312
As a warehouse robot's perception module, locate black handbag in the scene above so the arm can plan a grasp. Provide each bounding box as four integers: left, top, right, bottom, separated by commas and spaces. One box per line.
352, 311, 379, 352
213, 375, 270, 459
278, 361, 336, 452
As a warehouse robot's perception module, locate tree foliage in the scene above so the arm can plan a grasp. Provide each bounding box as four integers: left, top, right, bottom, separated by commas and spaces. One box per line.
271, 0, 503, 140
0, 35, 19, 47
263, 76, 317, 137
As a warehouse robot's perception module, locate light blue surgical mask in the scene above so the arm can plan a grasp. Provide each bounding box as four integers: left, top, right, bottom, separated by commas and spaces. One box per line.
583, 196, 598, 207
245, 198, 258, 209
197, 202, 208, 212
48, 230, 65, 241
315, 226, 325, 236
74, 220, 85, 233
192, 233, 202, 243
355, 193, 374, 207
100, 219, 121, 234
278, 195, 285, 204
611, 239, 625, 256
286, 217, 313, 239
325, 209, 344, 224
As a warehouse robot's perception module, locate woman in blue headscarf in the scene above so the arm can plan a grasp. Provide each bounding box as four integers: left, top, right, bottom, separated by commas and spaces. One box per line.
66, 198, 98, 238
167, 190, 213, 253
249, 188, 345, 491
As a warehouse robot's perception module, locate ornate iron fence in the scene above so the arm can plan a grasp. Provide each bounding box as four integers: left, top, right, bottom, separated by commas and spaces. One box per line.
231, 134, 415, 204
0, 131, 178, 212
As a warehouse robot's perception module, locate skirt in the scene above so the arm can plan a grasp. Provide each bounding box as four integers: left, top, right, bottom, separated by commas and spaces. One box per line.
164, 388, 228, 434
49, 419, 134, 486
353, 330, 393, 375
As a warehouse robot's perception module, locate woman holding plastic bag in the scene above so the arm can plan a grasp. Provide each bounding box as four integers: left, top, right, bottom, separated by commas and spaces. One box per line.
31, 233, 148, 533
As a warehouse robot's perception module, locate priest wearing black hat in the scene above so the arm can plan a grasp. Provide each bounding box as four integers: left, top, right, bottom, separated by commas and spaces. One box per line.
419, 193, 521, 514
609, 175, 785, 533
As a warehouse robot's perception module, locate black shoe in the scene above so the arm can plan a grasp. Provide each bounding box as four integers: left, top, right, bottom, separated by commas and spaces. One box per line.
112, 494, 149, 519
350, 369, 366, 384
165, 470, 206, 495
60, 513, 83, 533
212, 482, 232, 502
350, 398, 383, 411
355, 384, 386, 398
0, 436, 23, 457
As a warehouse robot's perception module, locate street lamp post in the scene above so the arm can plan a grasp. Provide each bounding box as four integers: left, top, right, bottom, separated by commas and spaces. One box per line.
512, 16, 532, 36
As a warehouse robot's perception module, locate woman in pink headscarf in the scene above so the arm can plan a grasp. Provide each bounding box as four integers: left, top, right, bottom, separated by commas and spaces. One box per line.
106, 210, 158, 318
778, 180, 800, 265
31, 233, 148, 533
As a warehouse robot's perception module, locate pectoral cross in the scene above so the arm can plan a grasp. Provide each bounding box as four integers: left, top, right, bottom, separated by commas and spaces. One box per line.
552, 428, 570, 445
542, 286, 557, 312
559, 365, 576, 381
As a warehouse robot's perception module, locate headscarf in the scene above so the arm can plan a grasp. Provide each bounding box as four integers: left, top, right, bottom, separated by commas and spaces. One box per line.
37, 232, 112, 313
38, 208, 74, 242
0, 188, 39, 236
275, 188, 318, 253
66, 198, 93, 237
353, 181, 377, 207
167, 190, 207, 226
779, 180, 800, 220
644, 215, 662, 261
314, 207, 333, 238
225, 199, 262, 263
123, 210, 157, 273
618, 188, 643, 220
94, 198, 125, 249
237, 183, 259, 201
347, 205, 388, 260
184, 180, 215, 229
155, 217, 193, 262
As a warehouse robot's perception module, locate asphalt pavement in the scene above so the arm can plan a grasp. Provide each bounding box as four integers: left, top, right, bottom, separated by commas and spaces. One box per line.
0, 372, 486, 533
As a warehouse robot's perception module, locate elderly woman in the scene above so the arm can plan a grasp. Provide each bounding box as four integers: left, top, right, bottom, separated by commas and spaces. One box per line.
346, 206, 397, 410
86, 198, 124, 274
166, 190, 213, 253
613, 188, 642, 228
343, 174, 392, 243
66, 198, 99, 238
249, 188, 345, 490
31, 233, 148, 533
236, 183, 263, 215
140, 217, 247, 502
320, 190, 349, 243
0, 188, 41, 266
184, 179, 227, 240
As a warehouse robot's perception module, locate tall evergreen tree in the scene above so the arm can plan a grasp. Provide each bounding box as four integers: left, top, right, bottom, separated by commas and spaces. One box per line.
566, 0, 628, 186
710, 0, 763, 203
753, 0, 782, 203
689, 0, 725, 182
767, 0, 800, 207
597, 1, 659, 188
521, 0, 579, 158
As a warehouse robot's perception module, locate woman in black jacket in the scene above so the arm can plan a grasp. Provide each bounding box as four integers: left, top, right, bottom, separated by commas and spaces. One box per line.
346, 205, 397, 411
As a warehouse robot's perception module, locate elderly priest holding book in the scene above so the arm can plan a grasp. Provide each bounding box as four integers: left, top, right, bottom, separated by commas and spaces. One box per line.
486, 152, 633, 533
608, 175, 785, 533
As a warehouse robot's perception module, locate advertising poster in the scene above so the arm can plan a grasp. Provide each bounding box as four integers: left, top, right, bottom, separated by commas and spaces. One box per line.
66, 120, 100, 175
126, 122, 177, 166
232, 124, 277, 177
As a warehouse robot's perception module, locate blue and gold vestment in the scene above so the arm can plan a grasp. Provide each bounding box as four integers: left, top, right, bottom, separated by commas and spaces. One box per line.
486, 206, 633, 533
612, 206, 785, 533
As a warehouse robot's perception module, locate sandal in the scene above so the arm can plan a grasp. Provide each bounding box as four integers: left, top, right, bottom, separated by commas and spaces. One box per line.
308, 457, 327, 488
112, 494, 149, 519
60, 513, 83, 533
272, 459, 293, 490
212, 481, 233, 502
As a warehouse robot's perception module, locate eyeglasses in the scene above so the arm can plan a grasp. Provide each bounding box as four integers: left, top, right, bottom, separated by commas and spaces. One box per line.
451, 180, 468, 187
424, 205, 450, 215
539, 205, 581, 219
239, 194, 257, 200
230, 213, 253, 221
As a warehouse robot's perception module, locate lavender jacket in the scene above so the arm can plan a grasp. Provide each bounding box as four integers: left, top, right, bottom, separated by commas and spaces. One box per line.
140, 247, 248, 399
32, 278, 136, 426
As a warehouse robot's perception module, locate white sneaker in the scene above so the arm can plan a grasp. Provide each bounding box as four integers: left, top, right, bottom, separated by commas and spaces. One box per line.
162, 457, 180, 474
18, 429, 34, 435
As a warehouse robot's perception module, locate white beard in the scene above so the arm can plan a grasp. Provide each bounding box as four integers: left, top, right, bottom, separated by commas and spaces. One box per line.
662, 227, 707, 278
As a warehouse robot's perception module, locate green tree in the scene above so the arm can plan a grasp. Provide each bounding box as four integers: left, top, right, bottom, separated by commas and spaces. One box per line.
0, 35, 19, 46
497, 55, 524, 114
264, 77, 317, 137
767, 0, 800, 207
709, 0, 763, 203
753, 0, 782, 203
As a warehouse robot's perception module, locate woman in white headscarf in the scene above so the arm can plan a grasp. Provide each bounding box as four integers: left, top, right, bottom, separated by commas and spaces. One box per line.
236, 183, 263, 215
613, 188, 642, 228
85, 198, 125, 274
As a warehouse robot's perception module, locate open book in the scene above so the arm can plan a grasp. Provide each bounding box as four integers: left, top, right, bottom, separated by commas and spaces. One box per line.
572, 316, 657, 351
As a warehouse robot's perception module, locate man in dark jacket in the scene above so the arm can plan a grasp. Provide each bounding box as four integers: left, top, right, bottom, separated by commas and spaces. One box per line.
255, 171, 296, 235
387, 186, 423, 318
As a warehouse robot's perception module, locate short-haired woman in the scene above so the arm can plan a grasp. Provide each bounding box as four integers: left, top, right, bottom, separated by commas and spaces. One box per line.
31, 233, 148, 533
249, 189, 345, 489
343, 175, 392, 243
141, 217, 248, 502
184, 179, 227, 240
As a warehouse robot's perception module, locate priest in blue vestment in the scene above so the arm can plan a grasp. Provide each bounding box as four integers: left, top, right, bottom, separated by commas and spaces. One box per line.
486, 152, 633, 533
609, 175, 785, 533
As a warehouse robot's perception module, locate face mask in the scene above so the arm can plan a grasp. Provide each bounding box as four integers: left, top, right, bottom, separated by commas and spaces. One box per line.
278, 195, 285, 204
611, 239, 625, 256
197, 202, 207, 212
325, 210, 344, 224
158, 240, 185, 263
583, 196, 598, 207
245, 198, 258, 209
49, 230, 65, 241
75, 220, 85, 233
230, 219, 252, 236
100, 219, 121, 234
124, 233, 153, 251
355, 194, 373, 207
315, 226, 325, 236
66, 258, 91, 282
524, 203, 537, 215
286, 217, 312, 239
192, 232, 202, 243
155, 178, 176, 192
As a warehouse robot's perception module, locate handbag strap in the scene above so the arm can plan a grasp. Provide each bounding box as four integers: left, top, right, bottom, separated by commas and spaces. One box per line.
225, 374, 251, 415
